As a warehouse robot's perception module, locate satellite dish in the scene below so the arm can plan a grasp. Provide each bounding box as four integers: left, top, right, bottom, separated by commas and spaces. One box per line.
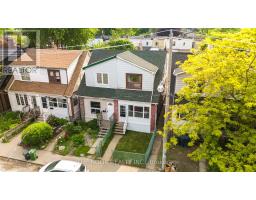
157, 81, 165, 93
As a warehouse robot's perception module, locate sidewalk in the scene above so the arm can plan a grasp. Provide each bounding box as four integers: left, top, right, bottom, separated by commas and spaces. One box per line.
0, 133, 152, 172
102, 135, 123, 161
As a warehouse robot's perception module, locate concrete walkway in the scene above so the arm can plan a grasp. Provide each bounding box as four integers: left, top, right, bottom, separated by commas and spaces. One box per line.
102, 135, 123, 161
146, 135, 162, 170
87, 138, 103, 155
0, 133, 151, 172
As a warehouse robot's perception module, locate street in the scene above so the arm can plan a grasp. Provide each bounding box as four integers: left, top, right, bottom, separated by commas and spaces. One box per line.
0, 157, 40, 172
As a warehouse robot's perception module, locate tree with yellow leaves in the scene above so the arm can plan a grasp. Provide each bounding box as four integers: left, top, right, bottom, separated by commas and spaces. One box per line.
162, 29, 256, 172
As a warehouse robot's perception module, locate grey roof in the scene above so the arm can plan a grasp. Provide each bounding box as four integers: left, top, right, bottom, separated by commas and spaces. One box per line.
117, 51, 158, 73
77, 50, 167, 103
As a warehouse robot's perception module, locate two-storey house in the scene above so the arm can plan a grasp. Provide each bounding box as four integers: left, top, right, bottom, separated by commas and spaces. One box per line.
77, 50, 167, 134
5, 48, 89, 120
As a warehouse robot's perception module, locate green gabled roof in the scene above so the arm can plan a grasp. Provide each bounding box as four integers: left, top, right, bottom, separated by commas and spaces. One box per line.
83, 55, 116, 69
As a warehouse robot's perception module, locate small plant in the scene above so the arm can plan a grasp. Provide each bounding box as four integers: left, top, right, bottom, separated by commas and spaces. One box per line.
86, 128, 98, 139
71, 133, 85, 147
64, 123, 82, 135
73, 146, 90, 157
21, 122, 53, 148
47, 115, 68, 127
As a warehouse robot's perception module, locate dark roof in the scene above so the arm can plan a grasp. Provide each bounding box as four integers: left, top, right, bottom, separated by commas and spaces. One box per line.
170, 52, 190, 98
77, 50, 167, 103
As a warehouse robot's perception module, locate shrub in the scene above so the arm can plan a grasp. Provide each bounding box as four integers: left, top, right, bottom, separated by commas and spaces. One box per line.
86, 128, 98, 139
86, 119, 99, 130
47, 115, 68, 127
71, 133, 85, 147
55, 136, 72, 156
64, 123, 82, 135
73, 146, 90, 157
21, 122, 53, 148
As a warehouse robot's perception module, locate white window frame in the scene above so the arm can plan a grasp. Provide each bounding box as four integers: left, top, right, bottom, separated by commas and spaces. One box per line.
128, 105, 150, 119
15, 93, 29, 106
90, 101, 101, 114
96, 73, 108, 85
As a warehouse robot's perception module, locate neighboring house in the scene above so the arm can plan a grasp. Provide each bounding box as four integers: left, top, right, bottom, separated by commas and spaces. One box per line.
5, 48, 89, 120
129, 37, 153, 50
152, 37, 195, 52
77, 50, 167, 133
172, 52, 190, 95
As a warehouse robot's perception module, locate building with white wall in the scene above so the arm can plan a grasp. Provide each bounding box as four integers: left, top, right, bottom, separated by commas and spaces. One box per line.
77, 50, 167, 133
5, 48, 89, 120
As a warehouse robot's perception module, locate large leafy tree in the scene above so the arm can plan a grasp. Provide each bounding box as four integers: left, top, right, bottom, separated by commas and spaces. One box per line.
162, 29, 256, 172
22, 28, 98, 49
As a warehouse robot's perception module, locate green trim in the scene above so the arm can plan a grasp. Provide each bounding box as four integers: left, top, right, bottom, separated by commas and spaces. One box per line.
82, 55, 116, 69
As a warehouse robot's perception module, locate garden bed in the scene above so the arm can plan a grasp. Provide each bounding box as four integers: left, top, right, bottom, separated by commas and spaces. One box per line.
112, 131, 155, 167
54, 119, 99, 157
0, 111, 23, 139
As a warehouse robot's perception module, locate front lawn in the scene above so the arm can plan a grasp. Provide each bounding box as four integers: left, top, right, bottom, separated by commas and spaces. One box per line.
115, 131, 152, 154
0, 111, 22, 138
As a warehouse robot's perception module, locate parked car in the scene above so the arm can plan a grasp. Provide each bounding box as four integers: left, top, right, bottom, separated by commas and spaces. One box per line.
39, 160, 87, 172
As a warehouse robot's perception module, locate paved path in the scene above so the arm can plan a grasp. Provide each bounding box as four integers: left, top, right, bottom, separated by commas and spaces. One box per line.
102, 135, 123, 162
45, 131, 65, 152
0, 133, 151, 172
88, 138, 103, 155
146, 135, 162, 170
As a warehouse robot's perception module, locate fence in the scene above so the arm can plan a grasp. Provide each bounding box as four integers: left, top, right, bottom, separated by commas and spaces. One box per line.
95, 117, 116, 157
112, 131, 156, 167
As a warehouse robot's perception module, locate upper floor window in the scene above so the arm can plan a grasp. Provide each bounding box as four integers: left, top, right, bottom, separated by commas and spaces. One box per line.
97, 73, 108, 85
126, 73, 142, 90
48, 70, 61, 84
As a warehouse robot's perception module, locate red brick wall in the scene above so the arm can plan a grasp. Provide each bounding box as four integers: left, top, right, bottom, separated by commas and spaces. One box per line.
150, 104, 157, 132
114, 99, 119, 121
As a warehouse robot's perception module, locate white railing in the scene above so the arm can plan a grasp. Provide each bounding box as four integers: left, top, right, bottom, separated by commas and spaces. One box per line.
123, 115, 128, 134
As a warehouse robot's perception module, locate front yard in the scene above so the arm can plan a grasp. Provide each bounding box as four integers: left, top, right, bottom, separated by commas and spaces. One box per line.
115, 131, 152, 154
112, 131, 154, 167
54, 119, 99, 157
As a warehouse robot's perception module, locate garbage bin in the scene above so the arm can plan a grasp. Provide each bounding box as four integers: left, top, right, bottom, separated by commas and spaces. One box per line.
28, 149, 38, 161
23, 150, 30, 160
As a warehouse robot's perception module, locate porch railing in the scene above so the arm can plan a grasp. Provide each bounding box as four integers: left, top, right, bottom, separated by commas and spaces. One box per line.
123, 115, 128, 134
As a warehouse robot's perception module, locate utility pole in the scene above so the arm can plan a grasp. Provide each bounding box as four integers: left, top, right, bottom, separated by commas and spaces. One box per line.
162, 30, 173, 170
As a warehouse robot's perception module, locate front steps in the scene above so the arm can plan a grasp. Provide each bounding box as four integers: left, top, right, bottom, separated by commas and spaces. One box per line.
98, 122, 125, 137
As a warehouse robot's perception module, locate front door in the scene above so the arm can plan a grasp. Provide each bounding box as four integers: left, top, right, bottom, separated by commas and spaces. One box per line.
31, 96, 37, 108
107, 102, 114, 119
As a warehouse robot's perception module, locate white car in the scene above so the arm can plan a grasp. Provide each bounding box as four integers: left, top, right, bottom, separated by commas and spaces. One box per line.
39, 160, 87, 172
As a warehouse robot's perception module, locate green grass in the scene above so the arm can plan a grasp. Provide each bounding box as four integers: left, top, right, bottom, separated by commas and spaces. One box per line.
0, 111, 21, 136
115, 131, 152, 154
73, 145, 90, 157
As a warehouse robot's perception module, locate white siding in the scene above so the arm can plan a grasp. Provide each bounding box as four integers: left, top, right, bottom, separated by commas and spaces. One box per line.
83, 97, 113, 121
118, 100, 151, 133
11, 66, 68, 84
8, 91, 69, 119
12, 66, 49, 83
67, 54, 80, 82
85, 58, 155, 91
60, 69, 67, 84
175, 73, 189, 93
